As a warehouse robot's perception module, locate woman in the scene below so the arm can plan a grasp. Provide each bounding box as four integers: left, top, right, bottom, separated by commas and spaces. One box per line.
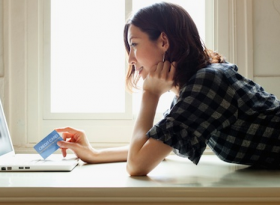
56, 2, 280, 175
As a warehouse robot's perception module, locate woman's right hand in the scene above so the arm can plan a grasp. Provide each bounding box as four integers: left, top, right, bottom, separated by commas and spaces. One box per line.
55, 127, 97, 163
143, 61, 176, 97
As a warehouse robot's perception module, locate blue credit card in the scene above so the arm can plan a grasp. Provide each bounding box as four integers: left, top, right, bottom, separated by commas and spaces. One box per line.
33, 130, 64, 159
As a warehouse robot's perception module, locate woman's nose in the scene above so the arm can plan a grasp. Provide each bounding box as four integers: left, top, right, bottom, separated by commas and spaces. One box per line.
128, 51, 136, 66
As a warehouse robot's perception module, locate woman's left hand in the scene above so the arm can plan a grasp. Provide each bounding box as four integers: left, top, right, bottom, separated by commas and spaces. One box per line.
143, 61, 176, 97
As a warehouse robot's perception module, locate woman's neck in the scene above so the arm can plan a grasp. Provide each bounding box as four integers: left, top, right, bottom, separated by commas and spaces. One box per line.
170, 86, 180, 97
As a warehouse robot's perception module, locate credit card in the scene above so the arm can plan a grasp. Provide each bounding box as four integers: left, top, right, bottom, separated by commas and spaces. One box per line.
33, 130, 64, 159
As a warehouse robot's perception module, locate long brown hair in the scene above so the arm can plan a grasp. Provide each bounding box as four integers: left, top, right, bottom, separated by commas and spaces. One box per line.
124, 2, 211, 92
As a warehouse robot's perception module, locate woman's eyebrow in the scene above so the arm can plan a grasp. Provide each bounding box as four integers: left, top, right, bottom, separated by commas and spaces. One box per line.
129, 36, 139, 43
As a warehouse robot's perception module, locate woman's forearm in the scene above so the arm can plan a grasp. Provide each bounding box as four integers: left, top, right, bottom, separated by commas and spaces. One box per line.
87, 145, 129, 164
130, 91, 159, 151
127, 91, 160, 169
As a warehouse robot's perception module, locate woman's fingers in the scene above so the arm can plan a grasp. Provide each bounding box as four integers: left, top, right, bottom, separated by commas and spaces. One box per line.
58, 138, 72, 158
149, 61, 176, 82
152, 61, 171, 79
55, 127, 82, 134
60, 132, 73, 140
55, 126, 94, 161
158, 61, 175, 81
57, 140, 77, 150
167, 62, 176, 81
143, 60, 176, 96
161, 61, 171, 79
61, 148, 67, 157
155, 62, 163, 75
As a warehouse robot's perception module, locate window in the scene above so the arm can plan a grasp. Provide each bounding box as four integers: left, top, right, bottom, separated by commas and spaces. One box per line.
39, 0, 210, 147
45, 0, 207, 120
45, 0, 130, 120
51, 1, 126, 114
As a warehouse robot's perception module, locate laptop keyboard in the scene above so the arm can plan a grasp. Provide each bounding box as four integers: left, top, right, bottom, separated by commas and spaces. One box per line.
1, 154, 78, 171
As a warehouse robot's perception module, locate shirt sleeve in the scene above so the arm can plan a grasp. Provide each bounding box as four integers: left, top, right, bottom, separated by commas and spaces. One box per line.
147, 67, 239, 165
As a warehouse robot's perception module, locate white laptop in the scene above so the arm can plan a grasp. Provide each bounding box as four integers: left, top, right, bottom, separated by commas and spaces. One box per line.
0, 100, 79, 172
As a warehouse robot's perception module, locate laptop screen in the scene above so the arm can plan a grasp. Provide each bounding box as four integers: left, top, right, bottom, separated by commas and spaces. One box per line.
0, 101, 13, 156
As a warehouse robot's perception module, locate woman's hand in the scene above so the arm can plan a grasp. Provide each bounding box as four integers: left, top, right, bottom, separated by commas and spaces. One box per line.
143, 61, 176, 97
55, 127, 97, 163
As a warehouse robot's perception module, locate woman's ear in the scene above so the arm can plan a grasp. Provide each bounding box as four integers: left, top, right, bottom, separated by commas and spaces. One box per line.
159, 32, 169, 51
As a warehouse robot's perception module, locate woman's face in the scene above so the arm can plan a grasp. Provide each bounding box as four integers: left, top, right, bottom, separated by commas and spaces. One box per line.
127, 24, 165, 79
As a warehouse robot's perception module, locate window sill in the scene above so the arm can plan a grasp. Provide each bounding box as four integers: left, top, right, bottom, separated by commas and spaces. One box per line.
1, 155, 280, 204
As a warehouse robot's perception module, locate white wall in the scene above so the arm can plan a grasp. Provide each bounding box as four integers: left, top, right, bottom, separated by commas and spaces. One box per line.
253, 0, 280, 97
0, 0, 4, 102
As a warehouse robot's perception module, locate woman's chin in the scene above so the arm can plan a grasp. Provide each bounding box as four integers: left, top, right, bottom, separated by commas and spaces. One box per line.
141, 76, 147, 80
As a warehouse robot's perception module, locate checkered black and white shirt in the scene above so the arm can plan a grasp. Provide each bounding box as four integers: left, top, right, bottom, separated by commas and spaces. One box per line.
147, 62, 280, 167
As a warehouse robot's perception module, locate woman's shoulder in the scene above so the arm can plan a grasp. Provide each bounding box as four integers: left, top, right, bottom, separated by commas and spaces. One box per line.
187, 62, 238, 83
190, 62, 240, 86
179, 62, 239, 95
198, 62, 238, 75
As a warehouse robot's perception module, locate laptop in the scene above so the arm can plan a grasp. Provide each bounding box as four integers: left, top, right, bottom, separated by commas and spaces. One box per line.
0, 100, 79, 172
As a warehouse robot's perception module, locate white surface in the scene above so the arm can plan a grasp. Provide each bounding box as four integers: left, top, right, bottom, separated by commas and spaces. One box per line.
1, 155, 280, 204
1, 154, 280, 187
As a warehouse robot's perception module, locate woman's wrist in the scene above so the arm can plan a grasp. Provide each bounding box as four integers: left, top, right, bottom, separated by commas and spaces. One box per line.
84, 146, 128, 164
142, 90, 161, 103
78, 146, 99, 164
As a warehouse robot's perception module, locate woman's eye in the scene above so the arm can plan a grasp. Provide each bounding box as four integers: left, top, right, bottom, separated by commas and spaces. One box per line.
130, 43, 137, 47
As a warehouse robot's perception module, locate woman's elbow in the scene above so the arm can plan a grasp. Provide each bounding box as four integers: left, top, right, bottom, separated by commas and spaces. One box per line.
126, 162, 150, 176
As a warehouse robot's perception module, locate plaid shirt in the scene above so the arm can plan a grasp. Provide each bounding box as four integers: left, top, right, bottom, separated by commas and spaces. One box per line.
147, 62, 280, 167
